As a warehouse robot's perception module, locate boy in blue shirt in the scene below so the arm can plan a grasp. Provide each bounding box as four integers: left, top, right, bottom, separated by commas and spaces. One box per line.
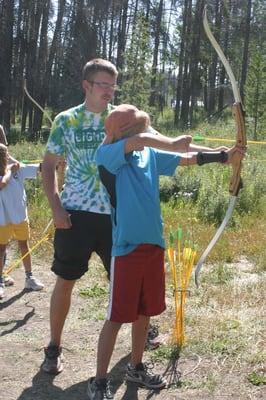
88, 104, 244, 399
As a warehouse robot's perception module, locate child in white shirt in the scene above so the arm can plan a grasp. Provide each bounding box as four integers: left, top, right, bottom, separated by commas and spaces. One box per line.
0, 143, 44, 299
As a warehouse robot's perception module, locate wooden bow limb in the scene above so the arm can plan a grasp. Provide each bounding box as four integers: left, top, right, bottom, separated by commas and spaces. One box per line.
194, 7, 247, 287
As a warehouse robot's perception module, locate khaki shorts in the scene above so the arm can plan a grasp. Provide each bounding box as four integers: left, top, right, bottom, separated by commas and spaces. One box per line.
0, 221, 30, 244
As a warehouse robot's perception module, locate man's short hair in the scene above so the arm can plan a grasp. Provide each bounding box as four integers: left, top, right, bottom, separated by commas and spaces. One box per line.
82, 58, 118, 81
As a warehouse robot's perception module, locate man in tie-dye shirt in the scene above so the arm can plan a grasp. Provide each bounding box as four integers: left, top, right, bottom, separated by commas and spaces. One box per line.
41, 58, 118, 375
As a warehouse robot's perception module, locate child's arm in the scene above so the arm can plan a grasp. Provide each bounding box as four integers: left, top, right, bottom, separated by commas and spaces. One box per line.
0, 162, 20, 189
150, 128, 228, 153
123, 133, 245, 166
124, 132, 228, 154
0, 169, 12, 189
178, 146, 245, 166
8, 154, 19, 163
124, 132, 189, 153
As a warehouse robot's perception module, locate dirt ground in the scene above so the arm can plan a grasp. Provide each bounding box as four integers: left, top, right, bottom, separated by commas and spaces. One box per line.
0, 248, 265, 400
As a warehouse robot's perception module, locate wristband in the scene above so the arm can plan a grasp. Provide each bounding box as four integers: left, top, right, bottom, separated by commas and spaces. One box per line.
197, 151, 228, 166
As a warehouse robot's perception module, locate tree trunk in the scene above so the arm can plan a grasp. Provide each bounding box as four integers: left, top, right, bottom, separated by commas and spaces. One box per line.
240, 0, 252, 102
0, 0, 14, 133
149, 0, 164, 107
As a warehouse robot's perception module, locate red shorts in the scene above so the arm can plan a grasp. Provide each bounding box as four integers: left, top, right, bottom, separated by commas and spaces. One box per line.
107, 244, 166, 323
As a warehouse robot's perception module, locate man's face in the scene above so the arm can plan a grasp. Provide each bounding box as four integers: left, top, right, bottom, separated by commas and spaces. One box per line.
83, 71, 117, 112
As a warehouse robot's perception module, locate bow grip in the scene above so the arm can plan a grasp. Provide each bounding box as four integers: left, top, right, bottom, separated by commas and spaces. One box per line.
229, 103, 246, 196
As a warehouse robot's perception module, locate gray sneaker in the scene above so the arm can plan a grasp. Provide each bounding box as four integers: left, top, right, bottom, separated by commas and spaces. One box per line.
126, 362, 167, 389
25, 276, 44, 291
3, 274, 15, 286
42, 345, 63, 374
87, 377, 113, 400
0, 283, 5, 299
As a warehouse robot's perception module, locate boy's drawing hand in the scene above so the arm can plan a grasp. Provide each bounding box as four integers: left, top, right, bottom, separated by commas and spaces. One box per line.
172, 135, 192, 152
214, 145, 229, 152
10, 162, 20, 173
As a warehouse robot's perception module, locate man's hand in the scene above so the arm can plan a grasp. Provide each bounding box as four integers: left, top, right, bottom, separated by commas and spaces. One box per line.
52, 205, 72, 229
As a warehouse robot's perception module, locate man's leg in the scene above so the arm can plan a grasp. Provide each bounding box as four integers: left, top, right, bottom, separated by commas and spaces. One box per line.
49, 276, 76, 346
42, 276, 76, 374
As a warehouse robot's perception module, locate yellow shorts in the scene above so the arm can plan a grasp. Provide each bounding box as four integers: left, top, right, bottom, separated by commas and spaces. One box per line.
0, 221, 30, 244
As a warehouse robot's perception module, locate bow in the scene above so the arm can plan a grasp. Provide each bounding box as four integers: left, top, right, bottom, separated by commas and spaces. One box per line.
194, 7, 247, 287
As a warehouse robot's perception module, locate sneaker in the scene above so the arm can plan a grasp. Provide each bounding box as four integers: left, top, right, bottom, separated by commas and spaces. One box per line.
25, 276, 44, 291
42, 344, 63, 374
148, 324, 159, 340
145, 324, 160, 350
0, 283, 5, 299
3, 274, 15, 286
126, 362, 167, 389
87, 377, 113, 400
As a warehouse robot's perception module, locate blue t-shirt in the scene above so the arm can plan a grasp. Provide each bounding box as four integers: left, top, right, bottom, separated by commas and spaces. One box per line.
96, 139, 181, 256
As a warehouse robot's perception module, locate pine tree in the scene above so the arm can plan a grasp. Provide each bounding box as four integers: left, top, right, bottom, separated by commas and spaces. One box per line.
245, 48, 266, 140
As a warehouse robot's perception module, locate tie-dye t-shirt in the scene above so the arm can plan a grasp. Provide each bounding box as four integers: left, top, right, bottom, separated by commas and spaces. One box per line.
45, 103, 113, 214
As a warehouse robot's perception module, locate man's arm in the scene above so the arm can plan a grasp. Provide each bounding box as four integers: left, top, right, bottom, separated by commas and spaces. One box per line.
42, 152, 71, 229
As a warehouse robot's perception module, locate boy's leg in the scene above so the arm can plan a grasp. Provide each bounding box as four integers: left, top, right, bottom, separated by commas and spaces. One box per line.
96, 320, 121, 379
126, 316, 167, 390
87, 320, 120, 400
131, 315, 150, 365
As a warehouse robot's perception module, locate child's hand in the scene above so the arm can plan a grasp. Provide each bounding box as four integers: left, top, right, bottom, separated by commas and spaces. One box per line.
214, 145, 229, 152
10, 162, 20, 173
172, 135, 192, 152
226, 145, 246, 164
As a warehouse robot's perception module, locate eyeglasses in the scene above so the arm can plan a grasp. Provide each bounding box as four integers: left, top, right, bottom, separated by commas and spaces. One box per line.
87, 80, 119, 90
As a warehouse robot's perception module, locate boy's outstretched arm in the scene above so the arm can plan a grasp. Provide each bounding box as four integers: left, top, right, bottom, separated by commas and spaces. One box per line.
178, 145, 245, 166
